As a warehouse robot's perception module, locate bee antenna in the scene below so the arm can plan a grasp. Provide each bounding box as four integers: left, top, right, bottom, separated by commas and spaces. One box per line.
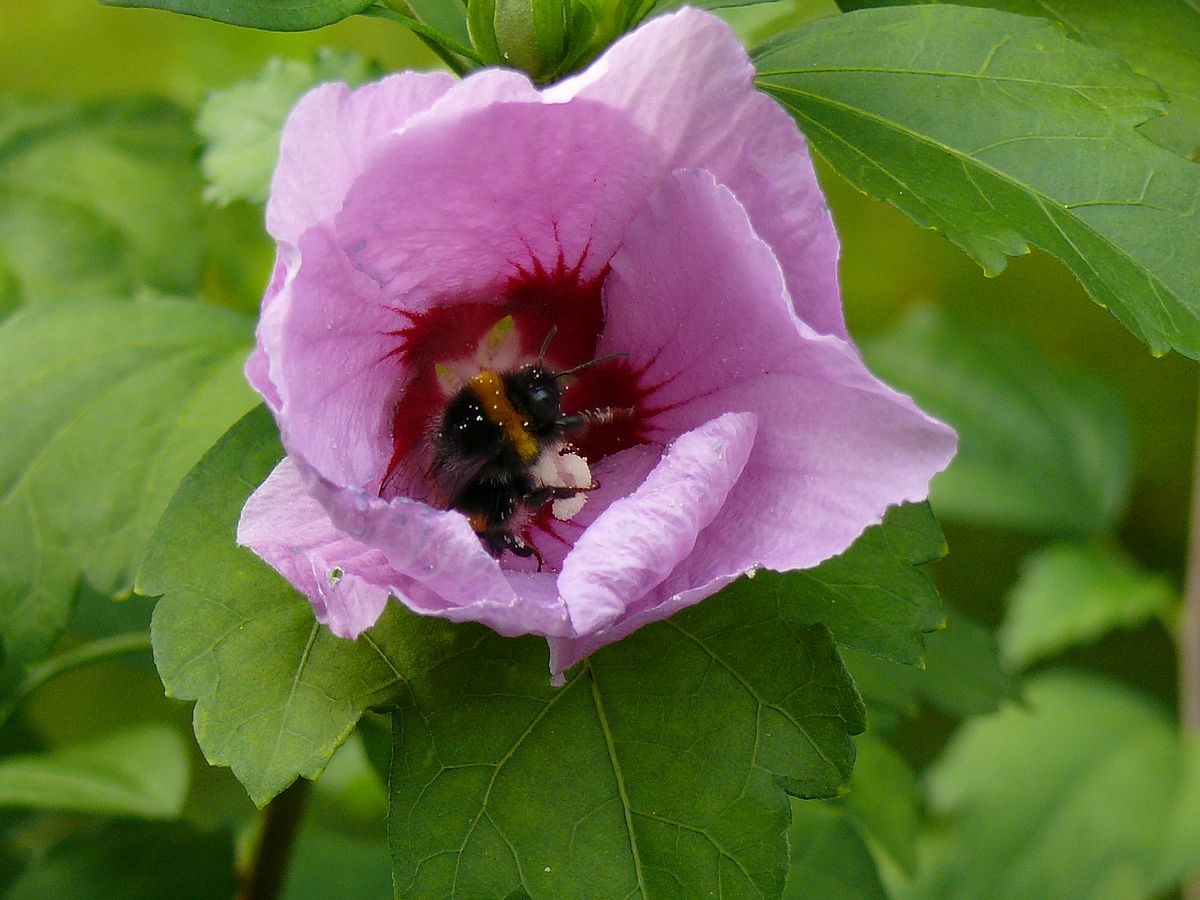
553, 351, 627, 379
538, 326, 559, 362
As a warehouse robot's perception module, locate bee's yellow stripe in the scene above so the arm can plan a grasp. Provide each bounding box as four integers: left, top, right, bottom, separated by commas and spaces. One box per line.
468, 371, 540, 463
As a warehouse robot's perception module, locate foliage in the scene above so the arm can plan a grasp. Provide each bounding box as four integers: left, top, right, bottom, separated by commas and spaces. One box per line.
755, 6, 1200, 360
140, 408, 474, 806
0, 98, 203, 311
1000, 542, 1175, 669
0, 299, 256, 663
1, 0, 1198, 896
916, 672, 1186, 899
198, 50, 379, 206
864, 307, 1131, 536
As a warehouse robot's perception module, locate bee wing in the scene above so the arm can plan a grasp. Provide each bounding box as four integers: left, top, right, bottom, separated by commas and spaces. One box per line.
427, 447, 495, 509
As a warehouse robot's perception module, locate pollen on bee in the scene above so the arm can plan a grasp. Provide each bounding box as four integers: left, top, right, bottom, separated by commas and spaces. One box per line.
531, 448, 593, 521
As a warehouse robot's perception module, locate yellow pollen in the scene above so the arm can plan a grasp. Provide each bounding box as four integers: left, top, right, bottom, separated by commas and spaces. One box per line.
468, 371, 539, 463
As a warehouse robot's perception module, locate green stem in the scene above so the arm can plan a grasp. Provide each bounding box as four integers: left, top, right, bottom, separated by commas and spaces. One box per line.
239, 778, 313, 900
365, 2, 483, 70
1182, 387, 1200, 899
0, 631, 152, 731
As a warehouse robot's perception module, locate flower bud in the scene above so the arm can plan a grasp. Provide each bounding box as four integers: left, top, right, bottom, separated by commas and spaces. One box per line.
469, 0, 599, 82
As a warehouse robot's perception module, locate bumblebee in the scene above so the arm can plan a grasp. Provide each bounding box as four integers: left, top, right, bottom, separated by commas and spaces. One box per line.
431, 353, 624, 566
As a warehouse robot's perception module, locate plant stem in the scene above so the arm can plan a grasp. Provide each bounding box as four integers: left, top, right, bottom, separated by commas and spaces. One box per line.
0, 631, 152, 731
1181, 386, 1200, 900
365, 1, 482, 71
239, 779, 313, 900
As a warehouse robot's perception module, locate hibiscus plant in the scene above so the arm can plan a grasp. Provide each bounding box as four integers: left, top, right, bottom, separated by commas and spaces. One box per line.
1, 0, 1198, 898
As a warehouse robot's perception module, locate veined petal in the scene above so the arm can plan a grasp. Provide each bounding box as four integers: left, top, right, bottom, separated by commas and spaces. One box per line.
296, 457, 573, 638
600, 169, 956, 581
551, 8, 844, 336
557, 411, 756, 635
336, 96, 661, 299
238, 458, 395, 638
267, 72, 456, 245
263, 225, 400, 488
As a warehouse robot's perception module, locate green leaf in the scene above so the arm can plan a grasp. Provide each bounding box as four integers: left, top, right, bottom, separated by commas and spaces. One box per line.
0, 98, 204, 309
139, 407, 476, 807
286, 822, 392, 900
755, 5, 1200, 358
865, 307, 1130, 535
1000, 542, 1176, 668
0, 722, 188, 819
654, 0, 793, 13
833, 0, 1200, 159
409, 0, 473, 47
0, 299, 256, 663
917, 671, 1182, 900
915, 609, 1013, 717
845, 607, 1012, 725
198, 50, 380, 207
4, 821, 234, 900
389, 617, 863, 896
718, 502, 945, 667
838, 733, 918, 875
1157, 734, 1200, 889
785, 800, 887, 900
100, 0, 377, 31
284, 733, 392, 899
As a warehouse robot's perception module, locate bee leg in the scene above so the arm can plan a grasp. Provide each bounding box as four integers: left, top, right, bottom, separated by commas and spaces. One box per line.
556, 414, 588, 431
558, 407, 634, 432
525, 485, 586, 508
492, 535, 544, 571
502, 534, 544, 572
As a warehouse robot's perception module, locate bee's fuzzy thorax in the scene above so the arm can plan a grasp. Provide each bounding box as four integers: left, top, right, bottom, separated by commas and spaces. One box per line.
466, 370, 539, 463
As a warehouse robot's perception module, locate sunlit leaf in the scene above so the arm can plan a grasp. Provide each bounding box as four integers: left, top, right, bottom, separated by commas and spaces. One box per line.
917, 671, 1182, 900
389, 618, 862, 897
100, 0, 377, 31
409, 0, 473, 46
834, 0, 1200, 158
0, 98, 203, 310
198, 50, 379, 207
380, 502, 943, 895
1157, 734, 1200, 890
0, 723, 188, 819
718, 502, 945, 667
0, 299, 256, 662
139, 407, 476, 807
756, 5, 1200, 358
1000, 542, 1176, 668
865, 307, 1130, 535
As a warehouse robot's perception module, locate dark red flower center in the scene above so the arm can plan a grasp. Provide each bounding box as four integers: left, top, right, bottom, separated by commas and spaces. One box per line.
378, 249, 653, 503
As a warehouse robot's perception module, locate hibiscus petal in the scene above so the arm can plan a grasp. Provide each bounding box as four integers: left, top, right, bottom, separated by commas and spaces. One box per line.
556, 411, 756, 635
260, 224, 400, 488
523, 443, 664, 573
600, 169, 956, 587
238, 458, 395, 638
335, 92, 662, 298
267, 72, 456, 245
297, 459, 573, 638
550, 7, 844, 336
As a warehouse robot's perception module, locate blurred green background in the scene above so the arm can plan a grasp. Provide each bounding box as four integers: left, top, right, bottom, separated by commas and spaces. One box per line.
1, 0, 1194, 895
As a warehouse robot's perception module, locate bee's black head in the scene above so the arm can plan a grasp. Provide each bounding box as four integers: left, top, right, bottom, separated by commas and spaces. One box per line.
507, 364, 564, 433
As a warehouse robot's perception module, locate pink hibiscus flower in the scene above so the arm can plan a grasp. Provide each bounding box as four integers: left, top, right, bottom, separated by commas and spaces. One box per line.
238, 8, 956, 677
